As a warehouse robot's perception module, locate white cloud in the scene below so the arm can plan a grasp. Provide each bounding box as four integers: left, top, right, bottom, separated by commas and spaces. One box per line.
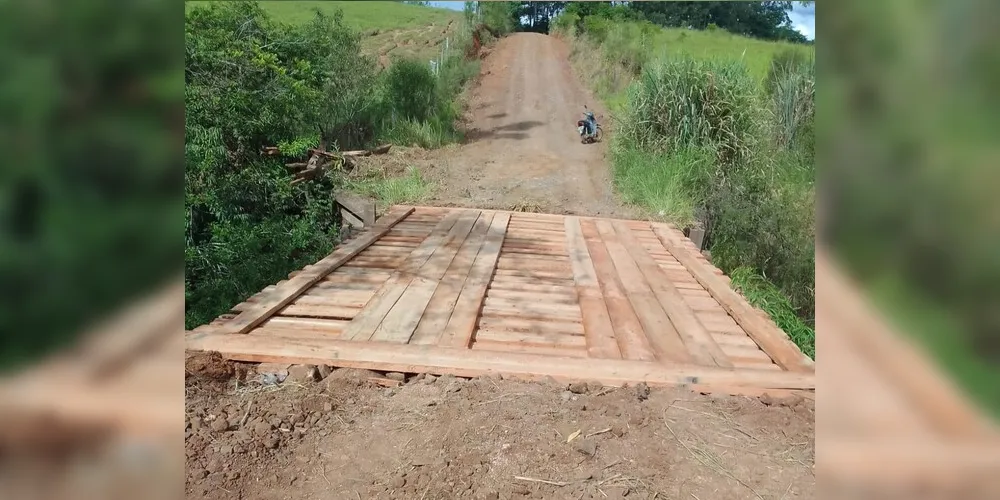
788, 4, 816, 40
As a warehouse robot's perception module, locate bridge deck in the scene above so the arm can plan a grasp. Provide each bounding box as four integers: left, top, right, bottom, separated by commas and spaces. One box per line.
186, 206, 814, 395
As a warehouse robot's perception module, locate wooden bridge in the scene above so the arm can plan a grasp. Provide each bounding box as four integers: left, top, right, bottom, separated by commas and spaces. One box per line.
187, 206, 814, 396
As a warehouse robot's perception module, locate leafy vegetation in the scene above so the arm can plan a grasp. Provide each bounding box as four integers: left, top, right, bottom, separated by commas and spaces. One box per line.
184, 1, 477, 328
555, 9, 816, 357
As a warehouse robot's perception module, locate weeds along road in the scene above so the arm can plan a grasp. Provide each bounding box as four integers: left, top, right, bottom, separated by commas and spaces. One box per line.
425, 33, 635, 218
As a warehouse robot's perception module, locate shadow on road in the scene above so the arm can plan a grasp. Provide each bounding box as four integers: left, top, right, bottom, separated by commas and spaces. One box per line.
464, 120, 545, 142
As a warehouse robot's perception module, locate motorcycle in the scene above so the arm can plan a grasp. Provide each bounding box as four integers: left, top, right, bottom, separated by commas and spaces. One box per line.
577, 105, 603, 144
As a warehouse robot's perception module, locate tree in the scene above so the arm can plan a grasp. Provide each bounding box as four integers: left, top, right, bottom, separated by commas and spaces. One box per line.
627, 1, 802, 42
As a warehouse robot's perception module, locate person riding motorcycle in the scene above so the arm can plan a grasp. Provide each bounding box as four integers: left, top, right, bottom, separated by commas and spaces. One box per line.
580, 109, 596, 138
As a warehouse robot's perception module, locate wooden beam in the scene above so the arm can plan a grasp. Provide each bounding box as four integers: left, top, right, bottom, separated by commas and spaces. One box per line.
438, 213, 510, 348
565, 217, 638, 360
186, 328, 815, 392
370, 210, 482, 343
652, 223, 814, 372
611, 220, 732, 368
343, 210, 464, 341
410, 211, 496, 344
212, 206, 414, 335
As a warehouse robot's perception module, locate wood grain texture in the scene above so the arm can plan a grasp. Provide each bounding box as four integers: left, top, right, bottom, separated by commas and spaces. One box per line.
438, 212, 510, 348
214, 206, 414, 335
652, 223, 814, 372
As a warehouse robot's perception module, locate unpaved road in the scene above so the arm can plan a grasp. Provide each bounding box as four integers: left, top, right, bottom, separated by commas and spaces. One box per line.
186, 356, 815, 500
185, 34, 815, 500
421, 33, 634, 218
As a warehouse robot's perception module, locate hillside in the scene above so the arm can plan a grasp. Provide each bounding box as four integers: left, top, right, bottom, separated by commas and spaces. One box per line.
185, 1, 465, 65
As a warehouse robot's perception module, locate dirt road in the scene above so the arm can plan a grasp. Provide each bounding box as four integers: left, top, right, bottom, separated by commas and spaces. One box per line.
184, 33, 815, 500
423, 33, 633, 218
186, 359, 814, 500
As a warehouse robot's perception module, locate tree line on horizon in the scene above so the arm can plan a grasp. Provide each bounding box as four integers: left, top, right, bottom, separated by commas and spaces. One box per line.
405, 1, 813, 44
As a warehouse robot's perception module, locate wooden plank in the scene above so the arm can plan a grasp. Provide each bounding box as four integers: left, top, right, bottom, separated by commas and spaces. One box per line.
261, 317, 348, 334
484, 288, 578, 305
697, 311, 746, 335
214, 206, 414, 335
474, 328, 588, 347
438, 213, 510, 348
477, 316, 584, 335
470, 339, 589, 359
293, 291, 373, 309
342, 210, 464, 341
653, 223, 814, 372
278, 304, 361, 319
186, 329, 816, 392
564, 217, 631, 360
335, 190, 376, 226
371, 209, 483, 343
409, 212, 496, 345
611, 220, 732, 368
487, 282, 577, 295
584, 219, 689, 363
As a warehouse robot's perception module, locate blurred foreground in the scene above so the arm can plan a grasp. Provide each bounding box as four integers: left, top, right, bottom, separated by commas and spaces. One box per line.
0, 279, 184, 500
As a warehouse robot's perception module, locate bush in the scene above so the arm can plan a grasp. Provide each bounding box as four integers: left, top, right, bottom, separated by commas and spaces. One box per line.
618, 57, 762, 168
583, 16, 613, 43
384, 59, 438, 121
185, 3, 371, 327
615, 56, 815, 321
765, 48, 811, 95
768, 56, 815, 156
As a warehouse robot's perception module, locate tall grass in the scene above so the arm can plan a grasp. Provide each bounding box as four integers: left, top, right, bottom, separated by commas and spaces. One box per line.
561, 15, 818, 354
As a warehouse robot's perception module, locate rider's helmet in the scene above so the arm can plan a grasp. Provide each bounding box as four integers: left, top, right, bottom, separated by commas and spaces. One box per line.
585, 111, 595, 120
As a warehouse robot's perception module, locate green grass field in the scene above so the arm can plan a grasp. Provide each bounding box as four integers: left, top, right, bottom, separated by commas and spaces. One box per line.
652, 27, 813, 82
185, 1, 465, 63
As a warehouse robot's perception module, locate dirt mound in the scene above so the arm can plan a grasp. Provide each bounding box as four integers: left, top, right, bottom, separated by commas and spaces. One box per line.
185, 351, 235, 380
185, 366, 814, 499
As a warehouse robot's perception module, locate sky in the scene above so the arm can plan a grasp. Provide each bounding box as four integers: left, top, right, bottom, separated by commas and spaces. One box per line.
426, 1, 816, 41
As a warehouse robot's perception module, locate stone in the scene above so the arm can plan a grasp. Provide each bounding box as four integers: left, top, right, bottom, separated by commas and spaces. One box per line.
287, 364, 320, 383
386, 372, 407, 382
512, 483, 530, 495
390, 475, 406, 488
323, 402, 333, 412
219, 445, 233, 456
317, 365, 334, 380
265, 437, 279, 449
423, 374, 438, 384
210, 418, 229, 433
568, 382, 589, 394
560, 391, 573, 402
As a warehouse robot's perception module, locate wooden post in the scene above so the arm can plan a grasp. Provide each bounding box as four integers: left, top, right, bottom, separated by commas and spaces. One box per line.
335, 191, 376, 228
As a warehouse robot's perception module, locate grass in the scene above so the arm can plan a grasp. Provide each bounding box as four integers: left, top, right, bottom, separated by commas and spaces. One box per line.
185, 1, 461, 30
186, 1, 465, 62
558, 16, 817, 358
652, 27, 813, 82
346, 166, 432, 206
729, 266, 815, 359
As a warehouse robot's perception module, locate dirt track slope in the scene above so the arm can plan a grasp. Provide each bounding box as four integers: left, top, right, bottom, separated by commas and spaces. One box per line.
423, 33, 633, 218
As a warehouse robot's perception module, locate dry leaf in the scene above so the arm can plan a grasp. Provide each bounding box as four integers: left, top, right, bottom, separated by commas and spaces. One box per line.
566, 429, 581, 443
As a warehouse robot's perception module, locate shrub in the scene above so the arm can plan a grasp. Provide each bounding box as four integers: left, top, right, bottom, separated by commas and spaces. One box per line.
618, 57, 763, 168
769, 57, 815, 156
583, 15, 613, 43
765, 48, 811, 95
614, 56, 815, 319
384, 58, 438, 122
184, 2, 389, 328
